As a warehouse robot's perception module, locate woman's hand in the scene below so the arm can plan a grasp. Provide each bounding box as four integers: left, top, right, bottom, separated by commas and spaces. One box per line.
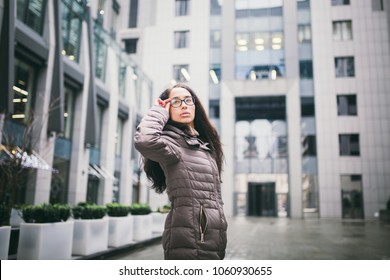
156, 98, 171, 112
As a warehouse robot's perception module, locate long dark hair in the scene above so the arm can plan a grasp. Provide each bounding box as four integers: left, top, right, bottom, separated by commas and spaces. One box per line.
143, 83, 224, 193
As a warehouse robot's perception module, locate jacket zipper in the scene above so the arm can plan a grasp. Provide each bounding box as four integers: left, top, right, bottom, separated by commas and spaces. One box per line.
199, 205, 208, 243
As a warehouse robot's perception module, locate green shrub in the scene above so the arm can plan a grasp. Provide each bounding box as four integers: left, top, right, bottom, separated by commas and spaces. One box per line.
72, 202, 107, 219
130, 203, 151, 215
106, 203, 130, 217
21, 203, 71, 223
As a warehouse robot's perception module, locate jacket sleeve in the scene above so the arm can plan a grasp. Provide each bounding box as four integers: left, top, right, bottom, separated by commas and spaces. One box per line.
134, 105, 180, 164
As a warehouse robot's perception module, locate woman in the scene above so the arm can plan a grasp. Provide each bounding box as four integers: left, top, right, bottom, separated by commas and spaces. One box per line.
134, 83, 227, 260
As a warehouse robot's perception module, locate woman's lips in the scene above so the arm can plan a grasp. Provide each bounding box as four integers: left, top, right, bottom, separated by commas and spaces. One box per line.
181, 112, 191, 117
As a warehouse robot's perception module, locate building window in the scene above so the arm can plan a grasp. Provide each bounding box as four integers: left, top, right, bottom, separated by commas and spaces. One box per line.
115, 118, 124, 156
235, 32, 285, 80
331, 0, 350, 5
298, 24, 311, 43
337, 95, 357, 116
61, 0, 85, 62
175, 0, 190, 16
173, 65, 190, 82
333, 20, 353, 41
301, 97, 315, 117
17, 0, 47, 35
12, 59, 36, 124
96, 0, 105, 24
372, 0, 384, 11
302, 175, 319, 213
94, 25, 108, 81
210, 0, 222, 15
209, 64, 221, 84
335, 57, 355, 77
340, 174, 364, 219
174, 31, 189, 48
339, 134, 360, 156
209, 100, 220, 118
63, 87, 75, 139
210, 30, 221, 48
118, 62, 127, 97
302, 135, 317, 156
129, 0, 138, 27
299, 60, 313, 79
123, 38, 138, 54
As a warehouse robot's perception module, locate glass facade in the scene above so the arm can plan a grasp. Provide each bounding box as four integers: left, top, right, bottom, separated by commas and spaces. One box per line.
94, 23, 109, 81
235, 0, 284, 80
61, 0, 86, 62
17, 0, 47, 35
50, 86, 75, 204
12, 59, 36, 124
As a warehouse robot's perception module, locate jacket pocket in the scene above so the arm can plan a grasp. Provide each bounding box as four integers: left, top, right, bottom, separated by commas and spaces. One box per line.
199, 205, 208, 243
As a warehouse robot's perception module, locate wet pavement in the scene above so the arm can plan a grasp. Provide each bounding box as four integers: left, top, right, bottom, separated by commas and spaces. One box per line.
107, 216, 390, 260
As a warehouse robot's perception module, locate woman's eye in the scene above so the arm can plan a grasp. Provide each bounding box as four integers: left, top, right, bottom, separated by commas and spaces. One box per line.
171, 99, 180, 105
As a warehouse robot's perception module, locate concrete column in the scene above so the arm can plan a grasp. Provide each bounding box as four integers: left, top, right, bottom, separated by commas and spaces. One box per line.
220, 82, 235, 218
284, 1, 303, 218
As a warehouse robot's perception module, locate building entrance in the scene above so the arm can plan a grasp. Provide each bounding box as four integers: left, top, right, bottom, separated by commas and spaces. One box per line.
247, 182, 277, 217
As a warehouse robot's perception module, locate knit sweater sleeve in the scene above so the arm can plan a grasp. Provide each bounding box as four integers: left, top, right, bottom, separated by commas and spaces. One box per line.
134, 105, 180, 164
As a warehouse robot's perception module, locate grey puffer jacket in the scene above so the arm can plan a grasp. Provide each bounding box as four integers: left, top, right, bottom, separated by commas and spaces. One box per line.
134, 105, 227, 260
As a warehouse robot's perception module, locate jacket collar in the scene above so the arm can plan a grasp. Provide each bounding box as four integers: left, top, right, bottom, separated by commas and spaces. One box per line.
163, 124, 210, 151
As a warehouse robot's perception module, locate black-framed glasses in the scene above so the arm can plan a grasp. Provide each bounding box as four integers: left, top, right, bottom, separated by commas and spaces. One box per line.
170, 96, 195, 108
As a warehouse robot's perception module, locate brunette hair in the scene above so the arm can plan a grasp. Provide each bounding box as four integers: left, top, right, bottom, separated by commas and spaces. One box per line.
142, 83, 224, 193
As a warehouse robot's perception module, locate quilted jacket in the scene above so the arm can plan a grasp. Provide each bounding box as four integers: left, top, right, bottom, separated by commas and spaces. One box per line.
134, 105, 227, 260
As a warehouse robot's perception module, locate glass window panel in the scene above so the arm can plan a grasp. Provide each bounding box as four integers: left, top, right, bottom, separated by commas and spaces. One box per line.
210, 0, 222, 15
302, 174, 319, 211
210, 30, 222, 48
115, 118, 123, 156
12, 59, 36, 124
332, 0, 350, 5
61, 0, 85, 62
335, 57, 355, 77
174, 31, 189, 48
372, 0, 384, 11
299, 60, 313, 79
118, 62, 127, 97
172, 64, 190, 82
301, 97, 315, 117
63, 86, 75, 138
17, 0, 47, 35
337, 94, 357, 116
175, 0, 190, 16
333, 20, 353, 41
94, 25, 108, 81
298, 24, 311, 43
302, 135, 317, 156
339, 134, 360, 156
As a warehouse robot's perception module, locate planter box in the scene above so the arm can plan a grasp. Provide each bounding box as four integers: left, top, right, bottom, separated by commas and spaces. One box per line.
0, 226, 11, 260
132, 214, 153, 241
72, 218, 109, 256
151, 212, 168, 234
17, 221, 74, 260
108, 215, 133, 247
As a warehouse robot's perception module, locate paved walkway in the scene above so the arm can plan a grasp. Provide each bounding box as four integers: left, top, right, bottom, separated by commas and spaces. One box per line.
107, 216, 390, 260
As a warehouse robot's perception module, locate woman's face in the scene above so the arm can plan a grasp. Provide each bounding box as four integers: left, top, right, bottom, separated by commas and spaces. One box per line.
168, 87, 195, 127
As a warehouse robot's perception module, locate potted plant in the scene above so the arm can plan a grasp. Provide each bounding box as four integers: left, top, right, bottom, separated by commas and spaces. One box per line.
71, 202, 109, 256
151, 204, 170, 234
16, 203, 73, 259
0, 204, 11, 260
130, 203, 152, 241
106, 203, 133, 247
